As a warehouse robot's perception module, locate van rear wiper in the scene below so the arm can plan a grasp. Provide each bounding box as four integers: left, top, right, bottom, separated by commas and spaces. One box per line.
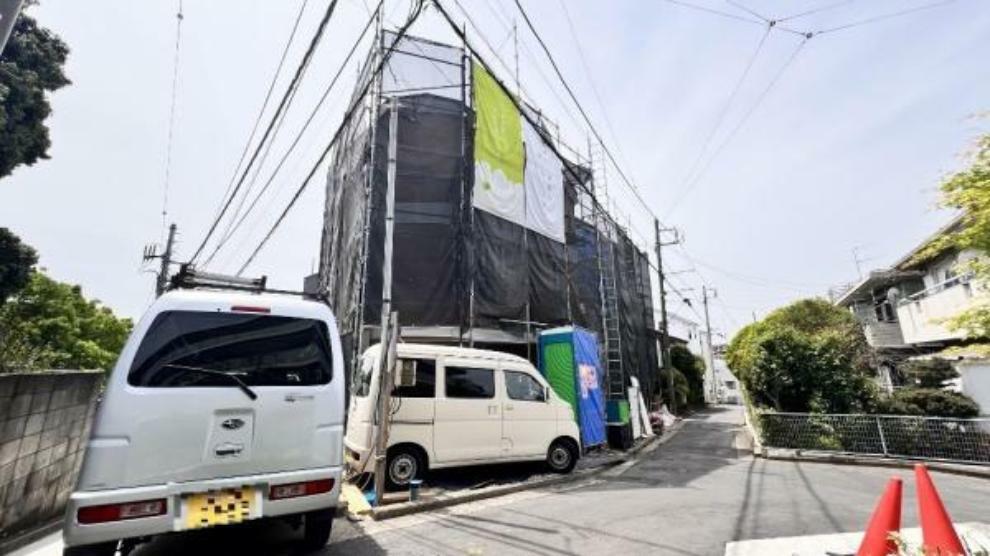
163, 364, 258, 401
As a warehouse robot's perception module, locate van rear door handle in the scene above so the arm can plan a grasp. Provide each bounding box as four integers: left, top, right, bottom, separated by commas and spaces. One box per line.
285, 393, 315, 402
505, 404, 514, 411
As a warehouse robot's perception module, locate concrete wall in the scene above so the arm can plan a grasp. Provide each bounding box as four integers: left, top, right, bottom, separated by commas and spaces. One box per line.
956, 361, 990, 416
0, 371, 101, 543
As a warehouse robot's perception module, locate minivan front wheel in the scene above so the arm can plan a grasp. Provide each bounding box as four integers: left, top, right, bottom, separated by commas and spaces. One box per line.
547, 439, 578, 474
385, 446, 424, 490
301, 509, 334, 550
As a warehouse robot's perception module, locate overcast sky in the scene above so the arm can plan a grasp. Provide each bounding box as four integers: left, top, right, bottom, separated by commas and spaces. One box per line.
2, 0, 988, 339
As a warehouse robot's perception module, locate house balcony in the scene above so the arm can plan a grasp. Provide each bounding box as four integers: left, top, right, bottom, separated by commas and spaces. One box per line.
897, 275, 982, 345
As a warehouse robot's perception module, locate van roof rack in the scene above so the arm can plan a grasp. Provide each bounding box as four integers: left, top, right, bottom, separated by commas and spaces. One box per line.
170, 264, 322, 300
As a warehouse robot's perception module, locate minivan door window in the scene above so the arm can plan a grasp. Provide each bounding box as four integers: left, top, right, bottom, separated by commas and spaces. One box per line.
445, 367, 495, 399
128, 311, 333, 388
394, 358, 436, 398
505, 371, 546, 402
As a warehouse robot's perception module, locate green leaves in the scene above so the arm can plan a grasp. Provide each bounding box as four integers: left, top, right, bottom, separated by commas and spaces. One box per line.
0, 271, 132, 373
0, 227, 38, 303
726, 298, 876, 413
0, 10, 70, 179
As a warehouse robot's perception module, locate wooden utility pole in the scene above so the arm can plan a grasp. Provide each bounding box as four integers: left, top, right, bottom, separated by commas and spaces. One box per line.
372, 97, 401, 505
654, 219, 680, 414
702, 285, 717, 403
143, 223, 177, 297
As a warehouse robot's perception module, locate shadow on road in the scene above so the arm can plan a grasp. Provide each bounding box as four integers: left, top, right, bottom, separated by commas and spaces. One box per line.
592, 406, 747, 491
129, 516, 386, 556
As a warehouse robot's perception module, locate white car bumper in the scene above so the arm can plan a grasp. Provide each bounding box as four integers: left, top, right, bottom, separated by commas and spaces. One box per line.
63, 466, 341, 547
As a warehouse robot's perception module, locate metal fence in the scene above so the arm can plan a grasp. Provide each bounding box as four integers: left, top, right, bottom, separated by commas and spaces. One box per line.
757, 412, 990, 465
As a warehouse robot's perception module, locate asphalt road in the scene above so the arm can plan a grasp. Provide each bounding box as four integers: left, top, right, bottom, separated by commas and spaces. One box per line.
18, 406, 990, 556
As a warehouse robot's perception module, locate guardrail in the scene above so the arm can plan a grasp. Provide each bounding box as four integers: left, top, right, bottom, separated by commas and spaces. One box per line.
756, 412, 990, 465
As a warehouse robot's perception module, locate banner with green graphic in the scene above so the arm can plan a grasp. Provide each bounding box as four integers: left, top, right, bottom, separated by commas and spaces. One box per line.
472, 61, 525, 225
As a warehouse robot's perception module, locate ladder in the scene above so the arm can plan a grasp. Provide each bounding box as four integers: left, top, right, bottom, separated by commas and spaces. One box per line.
589, 142, 625, 401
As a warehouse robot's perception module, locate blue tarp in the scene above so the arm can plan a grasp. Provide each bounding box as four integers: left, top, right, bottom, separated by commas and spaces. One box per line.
573, 329, 607, 447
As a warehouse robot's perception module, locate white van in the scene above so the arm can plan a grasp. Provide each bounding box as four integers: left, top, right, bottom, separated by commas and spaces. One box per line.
62, 290, 345, 556
344, 343, 581, 489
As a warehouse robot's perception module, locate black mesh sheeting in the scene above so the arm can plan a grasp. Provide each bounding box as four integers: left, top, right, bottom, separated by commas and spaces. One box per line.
472, 209, 528, 325
391, 95, 465, 326
616, 234, 642, 395
567, 220, 602, 336
527, 230, 568, 325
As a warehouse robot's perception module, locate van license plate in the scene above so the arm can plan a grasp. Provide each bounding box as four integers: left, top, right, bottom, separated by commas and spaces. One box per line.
183, 487, 256, 529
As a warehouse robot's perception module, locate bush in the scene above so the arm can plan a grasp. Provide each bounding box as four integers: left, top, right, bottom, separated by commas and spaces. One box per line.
875, 388, 980, 418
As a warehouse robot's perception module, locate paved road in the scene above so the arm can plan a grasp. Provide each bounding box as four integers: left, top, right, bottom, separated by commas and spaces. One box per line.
17, 406, 990, 556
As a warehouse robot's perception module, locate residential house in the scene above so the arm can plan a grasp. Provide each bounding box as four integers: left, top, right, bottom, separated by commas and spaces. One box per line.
835, 215, 990, 413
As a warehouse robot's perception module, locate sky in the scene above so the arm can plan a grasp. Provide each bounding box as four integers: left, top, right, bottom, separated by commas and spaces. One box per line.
1, 0, 988, 341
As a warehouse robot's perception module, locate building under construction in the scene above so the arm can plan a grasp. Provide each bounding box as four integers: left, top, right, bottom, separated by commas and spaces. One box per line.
317, 29, 660, 404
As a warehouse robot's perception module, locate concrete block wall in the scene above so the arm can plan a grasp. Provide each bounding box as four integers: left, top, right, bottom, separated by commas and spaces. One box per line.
0, 371, 102, 542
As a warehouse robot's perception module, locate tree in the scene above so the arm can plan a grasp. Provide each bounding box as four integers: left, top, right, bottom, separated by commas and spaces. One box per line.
726, 298, 877, 413
0, 271, 132, 372
0, 227, 37, 303
921, 131, 990, 338
669, 344, 706, 407
0, 5, 71, 179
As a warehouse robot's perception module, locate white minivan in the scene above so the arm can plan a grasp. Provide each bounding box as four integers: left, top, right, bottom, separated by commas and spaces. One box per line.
344, 343, 581, 489
62, 290, 345, 556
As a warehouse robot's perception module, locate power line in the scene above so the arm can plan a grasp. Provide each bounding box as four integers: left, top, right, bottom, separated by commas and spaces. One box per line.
236, 0, 425, 275
815, 0, 955, 35
557, 0, 634, 177
511, 0, 655, 230
160, 0, 184, 239
660, 0, 764, 25
779, 0, 855, 23
666, 35, 809, 216
210, 0, 310, 231
205, 0, 382, 266
191, 0, 341, 263
678, 24, 770, 189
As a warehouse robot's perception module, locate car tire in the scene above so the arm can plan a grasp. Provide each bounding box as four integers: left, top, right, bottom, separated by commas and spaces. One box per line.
301, 508, 334, 550
62, 541, 119, 556
546, 439, 578, 474
385, 446, 424, 491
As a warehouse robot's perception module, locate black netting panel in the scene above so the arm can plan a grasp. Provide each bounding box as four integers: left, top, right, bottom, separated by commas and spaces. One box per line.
568, 220, 602, 336
472, 209, 528, 325
527, 231, 568, 325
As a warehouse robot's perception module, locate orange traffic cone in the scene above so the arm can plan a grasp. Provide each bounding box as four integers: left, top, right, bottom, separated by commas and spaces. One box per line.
915, 464, 965, 556
857, 477, 903, 556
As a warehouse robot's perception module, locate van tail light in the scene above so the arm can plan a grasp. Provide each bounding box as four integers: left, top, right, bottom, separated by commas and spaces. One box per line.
77, 499, 167, 524
269, 479, 334, 501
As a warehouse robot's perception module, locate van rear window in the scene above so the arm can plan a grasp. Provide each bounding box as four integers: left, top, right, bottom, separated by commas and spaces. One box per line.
127, 311, 333, 388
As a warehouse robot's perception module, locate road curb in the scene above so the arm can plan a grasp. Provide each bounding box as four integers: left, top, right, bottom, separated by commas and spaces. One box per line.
0, 518, 62, 555
759, 448, 990, 480
368, 421, 685, 521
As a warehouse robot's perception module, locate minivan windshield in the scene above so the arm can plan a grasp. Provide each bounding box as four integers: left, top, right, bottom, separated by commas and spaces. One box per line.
128, 310, 333, 388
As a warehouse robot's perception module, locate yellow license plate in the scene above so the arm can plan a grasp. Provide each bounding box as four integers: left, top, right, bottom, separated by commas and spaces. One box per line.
183, 487, 256, 530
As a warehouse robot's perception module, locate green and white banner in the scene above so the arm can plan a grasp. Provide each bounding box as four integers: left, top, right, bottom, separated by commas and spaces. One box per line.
472, 61, 526, 225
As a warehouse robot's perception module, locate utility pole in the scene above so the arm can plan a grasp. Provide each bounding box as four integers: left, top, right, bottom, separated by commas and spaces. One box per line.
654, 219, 680, 414
143, 223, 177, 297
0, 0, 25, 55
701, 285, 717, 403
372, 97, 401, 505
